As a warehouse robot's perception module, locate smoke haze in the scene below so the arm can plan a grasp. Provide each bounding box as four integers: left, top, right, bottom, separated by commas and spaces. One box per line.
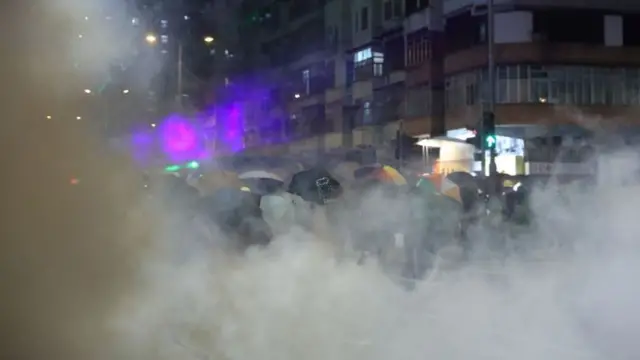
1, 1, 639, 360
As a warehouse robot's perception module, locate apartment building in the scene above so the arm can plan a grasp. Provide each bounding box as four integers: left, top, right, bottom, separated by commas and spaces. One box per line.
237, 0, 640, 160
233, 0, 344, 154
405, 0, 640, 142
236, 0, 431, 154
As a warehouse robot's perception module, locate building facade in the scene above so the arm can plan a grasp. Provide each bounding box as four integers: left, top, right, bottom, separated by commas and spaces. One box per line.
232, 0, 640, 162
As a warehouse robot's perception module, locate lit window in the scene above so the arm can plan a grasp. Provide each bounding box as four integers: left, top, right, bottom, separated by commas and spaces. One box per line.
161, 35, 168, 43
160, 20, 168, 28
353, 47, 372, 62
132, 17, 139, 25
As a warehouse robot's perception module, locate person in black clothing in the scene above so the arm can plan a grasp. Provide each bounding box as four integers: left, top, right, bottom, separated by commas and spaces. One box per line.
197, 187, 272, 252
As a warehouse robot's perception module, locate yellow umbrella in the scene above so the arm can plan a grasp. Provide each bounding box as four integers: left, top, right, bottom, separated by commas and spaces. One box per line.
440, 177, 462, 203
423, 173, 461, 203
380, 165, 407, 185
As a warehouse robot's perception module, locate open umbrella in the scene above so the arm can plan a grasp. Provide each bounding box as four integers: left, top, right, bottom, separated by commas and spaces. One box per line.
238, 170, 285, 195
445, 171, 478, 188
353, 164, 407, 186
421, 173, 462, 203
380, 165, 407, 185
288, 167, 342, 204
444, 171, 481, 213
238, 170, 283, 181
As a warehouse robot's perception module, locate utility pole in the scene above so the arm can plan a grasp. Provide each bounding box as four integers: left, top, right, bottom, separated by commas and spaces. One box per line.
176, 42, 183, 110
486, 0, 497, 177
428, 0, 445, 137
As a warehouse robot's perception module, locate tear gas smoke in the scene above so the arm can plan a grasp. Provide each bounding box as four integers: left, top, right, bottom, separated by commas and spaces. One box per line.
1, 1, 639, 360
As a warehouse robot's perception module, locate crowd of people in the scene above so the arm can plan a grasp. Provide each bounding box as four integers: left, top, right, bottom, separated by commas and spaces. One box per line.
145, 156, 531, 281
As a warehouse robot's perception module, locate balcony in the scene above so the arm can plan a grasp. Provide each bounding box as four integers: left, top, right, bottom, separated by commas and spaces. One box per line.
407, 42, 640, 86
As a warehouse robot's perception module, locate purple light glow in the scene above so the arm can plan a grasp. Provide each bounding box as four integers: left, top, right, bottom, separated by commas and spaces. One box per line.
213, 103, 245, 153
159, 115, 206, 162
130, 132, 154, 165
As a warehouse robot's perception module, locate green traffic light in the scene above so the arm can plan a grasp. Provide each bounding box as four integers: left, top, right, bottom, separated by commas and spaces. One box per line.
485, 135, 496, 148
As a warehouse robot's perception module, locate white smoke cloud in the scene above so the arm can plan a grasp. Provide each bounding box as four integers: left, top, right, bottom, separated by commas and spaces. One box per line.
2, 1, 640, 360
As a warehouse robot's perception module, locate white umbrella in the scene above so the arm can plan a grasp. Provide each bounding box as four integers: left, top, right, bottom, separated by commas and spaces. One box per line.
238, 170, 283, 182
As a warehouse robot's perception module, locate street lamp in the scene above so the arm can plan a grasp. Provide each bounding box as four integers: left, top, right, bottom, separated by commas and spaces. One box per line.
204, 36, 214, 44
145, 33, 157, 44
84, 89, 91, 94
122, 89, 129, 94
76, 116, 82, 120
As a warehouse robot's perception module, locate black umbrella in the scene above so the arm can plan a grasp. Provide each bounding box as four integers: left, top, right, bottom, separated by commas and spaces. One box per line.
287, 167, 342, 205
445, 171, 481, 213
445, 171, 478, 188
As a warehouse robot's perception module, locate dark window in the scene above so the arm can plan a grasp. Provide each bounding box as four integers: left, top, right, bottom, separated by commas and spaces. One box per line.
384, 36, 405, 72
346, 59, 355, 86
405, 0, 417, 16
406, 0, 428, 15
444, 12, 485, 54
623, 14, 640, 46
393, 0, 402, 17
361, 7, 369, 30
533, 9, 603, 44
384, 1, 392, 20
325, 60, 336, 88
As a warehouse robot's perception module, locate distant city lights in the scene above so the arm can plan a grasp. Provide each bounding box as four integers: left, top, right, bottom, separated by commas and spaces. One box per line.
145, 34, 157, 44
